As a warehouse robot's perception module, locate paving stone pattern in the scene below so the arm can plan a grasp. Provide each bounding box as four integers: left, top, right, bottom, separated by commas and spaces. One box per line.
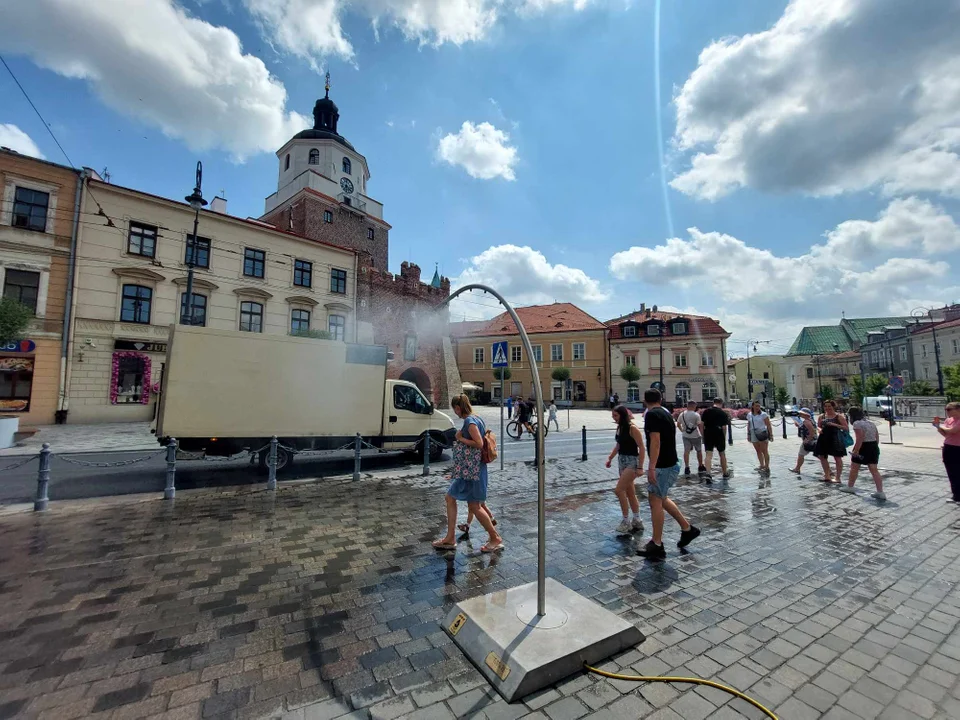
0, 438, 959, 719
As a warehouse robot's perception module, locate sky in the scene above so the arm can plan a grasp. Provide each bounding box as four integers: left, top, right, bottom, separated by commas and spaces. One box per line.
1, 0, 959, 358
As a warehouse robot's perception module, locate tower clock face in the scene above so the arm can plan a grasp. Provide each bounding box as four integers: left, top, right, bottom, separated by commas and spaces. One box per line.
340, 177, 354, 194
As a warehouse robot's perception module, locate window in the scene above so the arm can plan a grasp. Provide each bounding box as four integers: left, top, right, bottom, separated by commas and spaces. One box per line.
179, 292, 207, 326
511, 346, 522, 363
342, 157, 352, 174
646, 324, 660, 336
511, 382, 522, 397
922, 344, 927, 358
120, 284, 152, 324
239, 301, 263, 332
0, 357, 33, 412
12, 187, 49, 232
806, 367, 814, 379
291, 309, 310, 333
701, 353, 714, 367
953, 339, 960, 355
574, 381, 586, 402
675, 382, 691, 404
674, 353, 687, 368
330, 268, 347, 294
924, 367, 930, 379
294, 259, 312, 288
308, 149, 319, 165
702, 381, 718, 401
328, 314, 346, 340
672, 322, 686, 335
626, 383, 640, 403
2, 270, 40, 314
114, 355, 146, 404
902, 370, 910, 382
532, 345, 542, 363
367, 228, 375, 240
404, 335, 417, 361
763, 371, 769, 379
243, 248, 265, 278
900, 345, 908, 361
127, 222, 157, 258
393, 385, 431, 415
573, 343, 585, 361
551, 344, 563, 362
624, 355, 636, 367
185, 235, 210, 268
284, 154, 290, 170
871, 351, 878, 363
323, 210, 333, 223
474, 347, 485, 364
623, 325, 637, 337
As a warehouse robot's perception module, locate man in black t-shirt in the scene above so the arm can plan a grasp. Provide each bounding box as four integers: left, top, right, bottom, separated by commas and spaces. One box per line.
701, 397, 731, 481
517, 399, 534, 439
638, 389, 700, 560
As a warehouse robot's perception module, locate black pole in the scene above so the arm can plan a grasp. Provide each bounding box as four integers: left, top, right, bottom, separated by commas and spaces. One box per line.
746, 344, 752, 404
658, 323, 663, 388
182, 161, 206, 325
931, 311, 944, 394
581, 425, 587, 461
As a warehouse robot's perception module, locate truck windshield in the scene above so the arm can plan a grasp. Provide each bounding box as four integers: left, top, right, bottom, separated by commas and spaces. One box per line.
394, 385, 431, 415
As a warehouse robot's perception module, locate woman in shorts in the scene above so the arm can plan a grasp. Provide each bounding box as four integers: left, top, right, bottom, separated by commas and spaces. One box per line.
789, 408, 818, 475
840, 406, 885, 500
605, 405, 646, 536
747, 401, 774, 473
815, 399, 848, 483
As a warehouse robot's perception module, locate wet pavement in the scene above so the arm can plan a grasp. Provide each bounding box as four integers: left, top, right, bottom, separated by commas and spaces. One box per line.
0, 438, 959, 719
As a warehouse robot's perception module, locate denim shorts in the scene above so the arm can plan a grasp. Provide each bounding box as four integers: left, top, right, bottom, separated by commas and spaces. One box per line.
648, 462, 680, 498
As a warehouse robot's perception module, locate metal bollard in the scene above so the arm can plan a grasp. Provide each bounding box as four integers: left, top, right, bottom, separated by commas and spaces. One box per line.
782, 416, 788, 439
164, 438, 177, 500
581, 425, 587, 461
353, 433, 361, 482
267, 436, 278, 490
422, 433, 430, 477
34, 443, 51, 512
728, 421, 733, 445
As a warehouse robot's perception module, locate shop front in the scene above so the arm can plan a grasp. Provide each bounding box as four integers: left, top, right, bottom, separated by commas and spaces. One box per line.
0, 337, 60, 426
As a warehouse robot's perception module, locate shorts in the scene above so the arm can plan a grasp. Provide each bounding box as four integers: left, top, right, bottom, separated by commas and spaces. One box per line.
704, 431, 725, 453
648, 463, 680, 498
618, 455, 639, 474
798, 439, 817, 457
682, 436, 702, 452
852, 441, 880, 465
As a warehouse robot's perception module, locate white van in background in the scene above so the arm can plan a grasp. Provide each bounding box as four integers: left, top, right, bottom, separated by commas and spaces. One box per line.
862, 396, 892, 417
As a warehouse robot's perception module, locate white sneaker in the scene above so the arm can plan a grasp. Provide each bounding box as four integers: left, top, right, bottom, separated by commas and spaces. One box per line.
615, 519, 632, 535
838, 485, 856, 494
871, 491, 887, 501
631, 518, 645, 533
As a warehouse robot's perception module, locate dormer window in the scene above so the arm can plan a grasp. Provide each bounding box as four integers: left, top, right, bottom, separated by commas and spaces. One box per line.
623, 325, 637, 337
342, 157, 351, 174
671, 321, 687, 335
646, 324, 660, 336
308, 149, 319, 165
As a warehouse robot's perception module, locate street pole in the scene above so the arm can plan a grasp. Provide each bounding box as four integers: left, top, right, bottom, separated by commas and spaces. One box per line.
931, 310, 944, 394
746, 344, 752, 404
499, 373, 504, 472
815, 355, 823, 410
658, 322, 664, 389
182, 161, 206, 325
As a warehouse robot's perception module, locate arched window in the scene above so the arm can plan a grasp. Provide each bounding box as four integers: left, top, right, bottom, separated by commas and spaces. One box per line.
675, 382, 691, 404
701, 381, 718, 402
284, 153, 290, 171
626, 383, 640, 403
308, 149, 319, 165
342, 157, 351, 174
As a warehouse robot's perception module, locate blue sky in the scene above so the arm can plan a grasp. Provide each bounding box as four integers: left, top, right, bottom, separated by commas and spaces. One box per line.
2, 0, 959, 355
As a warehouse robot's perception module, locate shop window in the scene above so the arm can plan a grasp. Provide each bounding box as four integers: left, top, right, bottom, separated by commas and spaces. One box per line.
2, 269, 40, 314
574, 381, 587, 402
120, 284, 152, 324
0, 357, 34, 412
111, 352, 150, 405
626, 383, 640, 403
12, 187, 49, 232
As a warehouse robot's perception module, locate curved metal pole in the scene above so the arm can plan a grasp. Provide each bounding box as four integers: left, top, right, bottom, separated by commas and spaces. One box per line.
438, 284, 547, 616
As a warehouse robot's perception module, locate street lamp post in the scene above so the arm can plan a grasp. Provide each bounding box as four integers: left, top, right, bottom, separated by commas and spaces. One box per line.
657, 320, 664, 389
814, 354, 823, 410
181, 161, 207, 325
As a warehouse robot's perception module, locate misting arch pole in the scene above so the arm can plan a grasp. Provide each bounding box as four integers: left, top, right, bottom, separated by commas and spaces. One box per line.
441, 284, 547, 616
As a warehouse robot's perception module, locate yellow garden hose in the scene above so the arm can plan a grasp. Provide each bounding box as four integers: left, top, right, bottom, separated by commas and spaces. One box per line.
584, 664, 779, 719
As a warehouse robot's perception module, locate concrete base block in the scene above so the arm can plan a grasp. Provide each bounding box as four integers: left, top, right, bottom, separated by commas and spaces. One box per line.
443, 578, 644, 702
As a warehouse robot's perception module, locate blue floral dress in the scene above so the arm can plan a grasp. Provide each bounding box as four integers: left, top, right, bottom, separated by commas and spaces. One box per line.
447, 415, 488, 502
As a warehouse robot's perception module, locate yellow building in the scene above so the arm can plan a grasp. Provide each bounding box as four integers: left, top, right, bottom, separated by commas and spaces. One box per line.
451, 303, 609, 406
729, 355, 787, 406
1, 149, 81, 426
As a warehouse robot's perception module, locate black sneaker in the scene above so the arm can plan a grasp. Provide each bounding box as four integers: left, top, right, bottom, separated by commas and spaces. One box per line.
698, 465, 707, 473
684, 467, 691, 476
678, 525, 701, 549
722, 472, 732, 479
637, 540, 666, 560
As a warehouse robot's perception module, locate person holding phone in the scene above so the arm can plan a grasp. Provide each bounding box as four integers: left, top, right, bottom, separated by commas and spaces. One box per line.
934, 402, 960, 502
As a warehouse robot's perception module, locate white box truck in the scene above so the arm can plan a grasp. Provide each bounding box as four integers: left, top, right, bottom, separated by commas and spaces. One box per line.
154, 325, 456, 470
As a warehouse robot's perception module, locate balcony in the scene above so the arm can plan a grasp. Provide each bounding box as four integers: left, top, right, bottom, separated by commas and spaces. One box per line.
338, 193, 367, 214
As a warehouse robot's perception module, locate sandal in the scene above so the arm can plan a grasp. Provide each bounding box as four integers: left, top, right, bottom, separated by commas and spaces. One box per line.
457, 523, 470, 533
481, 541, 505, 553
432, 539, 457, 550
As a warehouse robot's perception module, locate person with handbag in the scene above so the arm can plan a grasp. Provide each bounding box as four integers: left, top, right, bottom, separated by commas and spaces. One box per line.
815, 399, 849, 483
933, 402, 960, 502
747, 401, 774, 473
432, 394, 504, 553
840, 406, 885, 500
789, 408, 818, 475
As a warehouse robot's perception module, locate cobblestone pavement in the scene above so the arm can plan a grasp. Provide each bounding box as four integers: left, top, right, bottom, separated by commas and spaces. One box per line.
0, 436, 958, 720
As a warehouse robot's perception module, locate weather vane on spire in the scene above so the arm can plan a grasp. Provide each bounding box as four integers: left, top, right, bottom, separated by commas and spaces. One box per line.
325, 71, 331, 98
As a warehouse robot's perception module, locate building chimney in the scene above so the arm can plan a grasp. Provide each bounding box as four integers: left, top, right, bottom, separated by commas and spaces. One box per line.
210, 196, 228, 214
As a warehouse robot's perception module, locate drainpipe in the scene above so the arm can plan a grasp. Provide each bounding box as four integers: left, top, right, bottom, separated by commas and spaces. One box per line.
353, 251, 359, 342
721, 336, 728, 400
56, 168, 87, 422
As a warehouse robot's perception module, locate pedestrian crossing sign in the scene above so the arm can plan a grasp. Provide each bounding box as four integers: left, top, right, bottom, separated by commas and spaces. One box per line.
492, 341, 509, 368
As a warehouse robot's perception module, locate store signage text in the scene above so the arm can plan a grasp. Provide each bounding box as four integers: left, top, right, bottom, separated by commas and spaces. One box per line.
0, 339, 36, 353
114, 340, 168, 353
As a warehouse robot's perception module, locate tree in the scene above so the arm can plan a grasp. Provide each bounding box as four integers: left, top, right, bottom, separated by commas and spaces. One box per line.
903, 380, 935, 396
551, 367, 571, 383
0, 298, 33, 343
492, 367, 512, 382
866, 374, 889, 397
850, 376, 865, 405
619, 365, 641, 383
774, 386, 789, 409
944, 364, 960, 402
820, 385, 835, 402
290, 328, 332, 340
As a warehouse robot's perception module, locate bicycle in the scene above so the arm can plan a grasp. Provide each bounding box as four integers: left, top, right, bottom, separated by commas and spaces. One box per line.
506, 419, 549, 440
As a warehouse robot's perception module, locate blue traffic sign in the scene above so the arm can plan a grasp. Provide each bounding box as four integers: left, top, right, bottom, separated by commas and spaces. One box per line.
891, 376, 904, 392
492, 341, 509, 368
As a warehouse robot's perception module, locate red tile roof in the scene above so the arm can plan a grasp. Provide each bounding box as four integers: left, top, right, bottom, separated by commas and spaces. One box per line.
910, 316, 960, 336
606, 310, 729, 340
449, 303, 606, 337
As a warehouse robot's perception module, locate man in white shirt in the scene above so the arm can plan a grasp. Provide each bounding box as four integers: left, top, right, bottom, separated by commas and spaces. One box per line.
677, 400, 706, 476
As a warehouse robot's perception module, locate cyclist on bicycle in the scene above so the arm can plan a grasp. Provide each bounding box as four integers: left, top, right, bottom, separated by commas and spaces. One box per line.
517, 398, 535, 439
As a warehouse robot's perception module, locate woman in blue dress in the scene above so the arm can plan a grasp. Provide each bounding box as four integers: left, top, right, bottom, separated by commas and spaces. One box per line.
432, 394, 504, 553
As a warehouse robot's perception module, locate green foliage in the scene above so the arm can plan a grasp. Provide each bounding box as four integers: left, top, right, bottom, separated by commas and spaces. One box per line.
866, 374, 889, 397
944, 364, 960, 402
619, 364, 641, 383
0, 297, 33, 343
850, 377, 864, 405
774, 386, 789, 408
551, 367, 571, 383
290, 328, 333, 340
492, 367, 512, 381
820, 385, 835, 401
903, 380, 935, 397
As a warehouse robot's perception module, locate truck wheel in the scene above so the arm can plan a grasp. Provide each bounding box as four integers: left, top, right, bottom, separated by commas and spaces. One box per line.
417, 434, 445, 462
257, 444, 294, 474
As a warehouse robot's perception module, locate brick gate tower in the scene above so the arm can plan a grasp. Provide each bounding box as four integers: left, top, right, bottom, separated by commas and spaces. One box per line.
261, 75, 461, 407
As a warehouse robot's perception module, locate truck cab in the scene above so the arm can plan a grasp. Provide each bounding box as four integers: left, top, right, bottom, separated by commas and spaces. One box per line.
385, 380, 456, 459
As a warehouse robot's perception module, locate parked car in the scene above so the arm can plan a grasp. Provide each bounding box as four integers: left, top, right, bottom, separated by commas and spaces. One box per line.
782, 404, 800, 416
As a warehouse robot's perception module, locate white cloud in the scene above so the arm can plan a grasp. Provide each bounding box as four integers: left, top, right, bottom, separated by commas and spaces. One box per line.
452, 245, 608, 319
671, 0, 960, 200
437, 122, 518, 180
0, 124, 44, 159
608, 198, 957, 321
243, 0, 599, 62
0, 0, 309, 159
